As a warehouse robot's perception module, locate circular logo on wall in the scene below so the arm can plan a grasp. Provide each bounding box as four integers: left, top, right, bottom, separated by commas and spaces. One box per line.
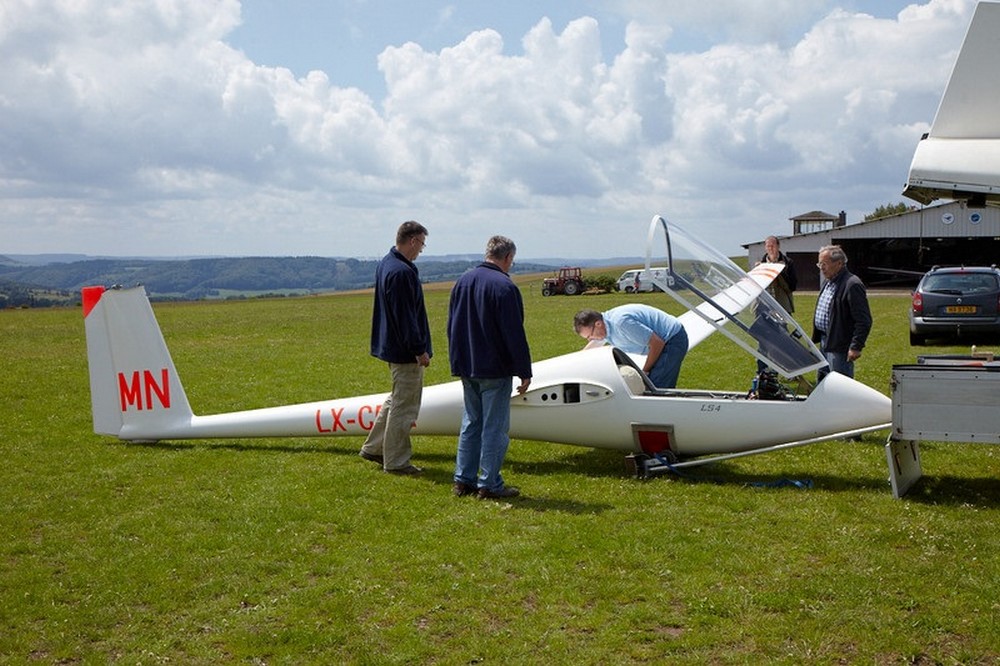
942, 213, 954, 225
970, 212, 982, 225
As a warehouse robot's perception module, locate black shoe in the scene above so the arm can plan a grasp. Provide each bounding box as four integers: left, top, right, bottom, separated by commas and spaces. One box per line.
478, 485, 520, 500
453, 482, 477, 497
385, 464, 423, 476
359, 450, 383, 465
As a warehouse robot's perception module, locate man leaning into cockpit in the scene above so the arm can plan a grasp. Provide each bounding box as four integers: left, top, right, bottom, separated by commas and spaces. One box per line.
573, 305, 688, 389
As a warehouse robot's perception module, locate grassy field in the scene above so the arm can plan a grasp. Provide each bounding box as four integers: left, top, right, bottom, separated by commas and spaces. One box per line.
2, 273, 999, 664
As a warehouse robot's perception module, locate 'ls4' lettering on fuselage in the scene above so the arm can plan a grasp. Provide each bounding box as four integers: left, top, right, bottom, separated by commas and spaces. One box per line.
118, 369, 170, 411
315, 404, 382, 433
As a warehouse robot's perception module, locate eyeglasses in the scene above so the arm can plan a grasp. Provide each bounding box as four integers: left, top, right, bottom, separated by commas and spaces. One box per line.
816, 259, 840, 268
412, 237, 426, 248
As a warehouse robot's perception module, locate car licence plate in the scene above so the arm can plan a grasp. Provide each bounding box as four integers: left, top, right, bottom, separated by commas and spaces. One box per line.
945, 305, 977, 314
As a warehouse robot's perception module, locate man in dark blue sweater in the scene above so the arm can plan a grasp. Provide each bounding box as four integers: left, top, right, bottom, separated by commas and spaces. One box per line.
360, 221, 432, 475
447, 236, 532, 499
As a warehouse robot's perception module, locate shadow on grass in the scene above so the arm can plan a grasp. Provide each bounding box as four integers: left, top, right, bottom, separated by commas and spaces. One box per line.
910, 334, 1000, 348
114, 438, 1000, 507
642, 463, 891, 493
116, 438, 631, 477
899, 475, 1000, 508
118, 438, 359, 455
505, 448, 629, 479
113, 438, 617, 514
397, 466, 616, 514
644, 464, 1000, 507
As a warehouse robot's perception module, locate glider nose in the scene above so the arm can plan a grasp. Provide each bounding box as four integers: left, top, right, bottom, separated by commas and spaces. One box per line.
815, 372, 892, 430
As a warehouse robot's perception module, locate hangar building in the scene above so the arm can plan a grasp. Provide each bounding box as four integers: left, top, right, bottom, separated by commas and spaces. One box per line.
745, 201, 1000, 290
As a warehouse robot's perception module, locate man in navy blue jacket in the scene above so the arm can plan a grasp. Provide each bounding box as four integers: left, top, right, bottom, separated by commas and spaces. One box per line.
360, 221, 432, 475
447, 236, 532, 499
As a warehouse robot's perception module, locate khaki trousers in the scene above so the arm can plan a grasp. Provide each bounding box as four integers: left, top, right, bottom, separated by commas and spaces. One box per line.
361, 362, 424, 470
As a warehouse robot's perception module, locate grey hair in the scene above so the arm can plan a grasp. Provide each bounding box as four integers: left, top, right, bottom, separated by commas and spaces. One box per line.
485, 235, 516, 261
819, 244, 847, 264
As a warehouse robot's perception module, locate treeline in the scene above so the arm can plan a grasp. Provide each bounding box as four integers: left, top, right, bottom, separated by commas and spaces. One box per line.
0, 279, 75, 308
0, 256, 553, 306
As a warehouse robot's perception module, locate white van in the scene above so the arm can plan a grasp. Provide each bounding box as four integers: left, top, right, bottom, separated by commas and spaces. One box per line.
616, 267, 668, 293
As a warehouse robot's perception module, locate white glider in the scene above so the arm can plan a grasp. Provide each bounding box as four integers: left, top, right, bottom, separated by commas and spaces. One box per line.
82, 216, 891, 473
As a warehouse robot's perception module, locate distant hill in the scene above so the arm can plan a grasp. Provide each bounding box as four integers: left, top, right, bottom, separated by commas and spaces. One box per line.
0, 254, 649, 307
2, 253, 92, 266
0, 255, 611, 306
0, 278, 75, 308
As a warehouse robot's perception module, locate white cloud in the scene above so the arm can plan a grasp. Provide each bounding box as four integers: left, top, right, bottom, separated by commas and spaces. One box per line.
612, 0, 831, 44
0, 0, 980, 259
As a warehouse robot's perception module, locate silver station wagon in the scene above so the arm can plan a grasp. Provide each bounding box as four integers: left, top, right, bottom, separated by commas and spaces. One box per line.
909, 266, 1000, 345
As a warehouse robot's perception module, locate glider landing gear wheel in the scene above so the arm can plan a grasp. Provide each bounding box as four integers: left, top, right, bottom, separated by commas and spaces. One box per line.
624, 454, 649, 479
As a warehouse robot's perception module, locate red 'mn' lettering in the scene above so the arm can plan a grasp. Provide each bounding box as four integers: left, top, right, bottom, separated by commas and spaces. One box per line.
119, 372, 143, 411
117, 368, 171, 411
144, 369, 170, 409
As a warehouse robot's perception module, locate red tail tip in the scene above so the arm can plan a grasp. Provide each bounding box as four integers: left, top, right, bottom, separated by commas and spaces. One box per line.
81, 286, 105, 318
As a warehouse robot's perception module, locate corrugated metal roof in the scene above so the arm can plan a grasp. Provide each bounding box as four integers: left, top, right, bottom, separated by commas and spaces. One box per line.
745, 201, 1000, 258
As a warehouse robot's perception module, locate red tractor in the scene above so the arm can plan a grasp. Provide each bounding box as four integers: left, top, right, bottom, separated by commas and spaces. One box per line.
541, 267, 585, 296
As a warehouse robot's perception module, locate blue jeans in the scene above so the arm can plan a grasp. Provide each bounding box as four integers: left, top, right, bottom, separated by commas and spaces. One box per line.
817, 349, 853, 381
648, 328, 688, 389
454, 377, 513, 492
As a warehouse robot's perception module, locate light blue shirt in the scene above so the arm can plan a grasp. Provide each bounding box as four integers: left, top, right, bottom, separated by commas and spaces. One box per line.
602, 304, 683, 354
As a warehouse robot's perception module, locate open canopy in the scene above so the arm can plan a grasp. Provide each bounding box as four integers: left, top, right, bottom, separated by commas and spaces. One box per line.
644, 215, 826, 379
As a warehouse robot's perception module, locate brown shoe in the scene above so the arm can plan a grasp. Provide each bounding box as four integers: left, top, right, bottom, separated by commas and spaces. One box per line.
384, 464, 423, 476
478, 485, 520, 500
453, 482, 477, 497
359, 450, 383, 465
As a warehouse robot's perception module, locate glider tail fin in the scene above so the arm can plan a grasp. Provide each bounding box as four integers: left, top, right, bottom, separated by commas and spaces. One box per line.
82, 285, 194, 441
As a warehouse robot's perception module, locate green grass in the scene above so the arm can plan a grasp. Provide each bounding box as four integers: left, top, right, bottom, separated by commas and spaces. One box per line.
2, 283, 999, 664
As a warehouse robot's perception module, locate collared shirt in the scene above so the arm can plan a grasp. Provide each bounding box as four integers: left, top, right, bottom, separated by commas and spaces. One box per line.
602, 303, 683, 354
814, 279, 836, 333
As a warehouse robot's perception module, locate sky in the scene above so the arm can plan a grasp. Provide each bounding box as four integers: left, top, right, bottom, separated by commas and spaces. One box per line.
0, 0, 982, 260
